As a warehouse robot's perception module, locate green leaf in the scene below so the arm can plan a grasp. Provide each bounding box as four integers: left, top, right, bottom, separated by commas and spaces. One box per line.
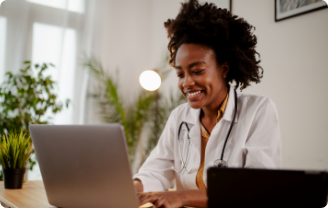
24, 61, 30, 64
29, 158, 36, 170
5, 71, 12, 78
65, 99, 70, 108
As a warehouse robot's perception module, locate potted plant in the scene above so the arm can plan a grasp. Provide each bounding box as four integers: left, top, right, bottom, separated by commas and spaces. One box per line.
0, 130, 33, 189
0, 61, 69, 180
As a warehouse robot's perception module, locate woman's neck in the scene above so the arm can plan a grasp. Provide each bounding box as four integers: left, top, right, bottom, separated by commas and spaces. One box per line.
200, 85, 229, 133
201, 85, 229, 120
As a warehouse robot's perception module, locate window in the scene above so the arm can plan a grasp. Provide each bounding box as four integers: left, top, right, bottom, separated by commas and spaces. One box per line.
32, 23, 76, 124
27, 0, 85, 13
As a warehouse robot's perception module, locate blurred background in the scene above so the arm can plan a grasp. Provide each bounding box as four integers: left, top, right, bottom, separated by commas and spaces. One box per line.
0, 0, 327, 181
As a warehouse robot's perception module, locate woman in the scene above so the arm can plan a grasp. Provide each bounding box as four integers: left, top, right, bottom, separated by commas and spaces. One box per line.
134, 0, 282, 207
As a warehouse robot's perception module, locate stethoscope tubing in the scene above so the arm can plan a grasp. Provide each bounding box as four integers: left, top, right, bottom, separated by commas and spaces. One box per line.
220, 89, 238, 161
173, 122, 194, 173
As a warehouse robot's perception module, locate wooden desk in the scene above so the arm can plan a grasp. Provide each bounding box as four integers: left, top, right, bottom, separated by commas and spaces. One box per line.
0, 181, 153, 208
0, 181, 55, 208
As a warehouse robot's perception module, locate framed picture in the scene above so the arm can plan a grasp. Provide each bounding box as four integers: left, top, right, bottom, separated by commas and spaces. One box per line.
275, 0, 327, 22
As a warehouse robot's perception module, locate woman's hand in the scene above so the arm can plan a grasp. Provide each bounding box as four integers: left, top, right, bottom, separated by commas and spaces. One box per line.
137, 190, 207, 208
137, 191, 184, 208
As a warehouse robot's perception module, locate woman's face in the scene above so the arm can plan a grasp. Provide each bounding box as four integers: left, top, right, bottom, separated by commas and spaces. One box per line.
175, 43, 229, 110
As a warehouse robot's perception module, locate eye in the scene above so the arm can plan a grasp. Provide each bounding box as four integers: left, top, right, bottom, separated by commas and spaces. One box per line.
193, 69, 205, 74
176, 73, 184, 78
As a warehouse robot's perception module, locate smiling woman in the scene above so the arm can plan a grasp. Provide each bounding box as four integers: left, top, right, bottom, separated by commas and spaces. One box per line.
133, 0, 282, 207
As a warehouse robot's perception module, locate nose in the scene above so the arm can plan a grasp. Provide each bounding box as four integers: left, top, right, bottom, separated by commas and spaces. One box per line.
182, 73, 195, 88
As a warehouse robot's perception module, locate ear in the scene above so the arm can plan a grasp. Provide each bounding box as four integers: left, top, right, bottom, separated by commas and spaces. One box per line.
221, 61, 230, 79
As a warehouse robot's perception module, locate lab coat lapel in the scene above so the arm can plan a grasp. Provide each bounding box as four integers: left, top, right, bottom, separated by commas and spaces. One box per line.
221, 86, 238, 123
182, 107, 201, 158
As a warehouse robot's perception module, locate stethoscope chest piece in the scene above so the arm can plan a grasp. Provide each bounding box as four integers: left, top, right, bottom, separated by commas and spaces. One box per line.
211, 159, 228, 168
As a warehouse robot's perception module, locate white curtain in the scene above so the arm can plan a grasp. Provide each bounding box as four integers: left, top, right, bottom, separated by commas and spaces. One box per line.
0, 0, 96, 179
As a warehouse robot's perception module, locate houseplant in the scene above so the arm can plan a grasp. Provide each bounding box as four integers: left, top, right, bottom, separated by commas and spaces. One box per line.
0, 61, 69, 180
0, 130, 33, 189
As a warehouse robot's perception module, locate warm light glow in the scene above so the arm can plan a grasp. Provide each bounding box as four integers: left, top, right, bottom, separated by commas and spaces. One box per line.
139, 70, 161, 91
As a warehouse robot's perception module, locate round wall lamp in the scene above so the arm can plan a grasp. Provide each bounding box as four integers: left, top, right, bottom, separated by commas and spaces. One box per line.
139, 70, 161, 91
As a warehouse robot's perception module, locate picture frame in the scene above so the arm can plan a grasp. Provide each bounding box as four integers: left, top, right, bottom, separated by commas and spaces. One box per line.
275, 0, 327, 22
230, 0, 232, 12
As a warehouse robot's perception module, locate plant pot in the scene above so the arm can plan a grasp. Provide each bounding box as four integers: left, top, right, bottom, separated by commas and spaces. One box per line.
3, 168, 26, 189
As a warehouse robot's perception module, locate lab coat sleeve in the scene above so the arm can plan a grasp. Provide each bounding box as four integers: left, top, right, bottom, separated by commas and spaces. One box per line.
133, 110, 177, 192
244, 98, 282, 169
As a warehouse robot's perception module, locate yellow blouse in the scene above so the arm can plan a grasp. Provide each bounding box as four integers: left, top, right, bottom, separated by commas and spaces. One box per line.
196, 92, 229, 189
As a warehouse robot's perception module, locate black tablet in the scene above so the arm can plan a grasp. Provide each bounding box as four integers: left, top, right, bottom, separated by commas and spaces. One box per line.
207, 167, 328, 208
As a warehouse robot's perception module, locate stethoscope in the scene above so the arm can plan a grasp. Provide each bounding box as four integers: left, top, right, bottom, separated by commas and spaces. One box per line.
171, 89, 238, 173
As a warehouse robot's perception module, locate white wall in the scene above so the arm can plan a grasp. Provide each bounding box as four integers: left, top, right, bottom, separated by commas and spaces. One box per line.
233, 0, 328, 170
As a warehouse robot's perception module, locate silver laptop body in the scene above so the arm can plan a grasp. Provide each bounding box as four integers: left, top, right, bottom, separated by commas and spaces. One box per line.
29, 124, 139, 208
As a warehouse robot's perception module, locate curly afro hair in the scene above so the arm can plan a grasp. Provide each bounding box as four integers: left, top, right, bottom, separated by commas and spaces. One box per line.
164, 0, 263, 91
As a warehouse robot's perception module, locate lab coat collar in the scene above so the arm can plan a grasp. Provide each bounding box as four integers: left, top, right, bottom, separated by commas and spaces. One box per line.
183, 108, 200, 128
221, 85, 238, 123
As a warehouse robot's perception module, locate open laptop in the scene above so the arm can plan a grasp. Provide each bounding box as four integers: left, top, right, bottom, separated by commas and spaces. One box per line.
29, 124, 150, 208
207, 167, 328, 208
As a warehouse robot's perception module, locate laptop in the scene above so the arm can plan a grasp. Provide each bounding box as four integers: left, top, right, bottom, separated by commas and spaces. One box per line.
207, 167, 328, 208
29, 124, 149, 208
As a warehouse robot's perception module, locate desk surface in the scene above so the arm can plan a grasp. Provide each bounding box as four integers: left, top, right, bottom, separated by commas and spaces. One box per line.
0, 181, 55, 208
0, 181, 152, 208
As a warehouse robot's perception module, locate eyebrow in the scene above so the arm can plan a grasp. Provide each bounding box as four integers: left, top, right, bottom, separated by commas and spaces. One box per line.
174, 61, 206, 70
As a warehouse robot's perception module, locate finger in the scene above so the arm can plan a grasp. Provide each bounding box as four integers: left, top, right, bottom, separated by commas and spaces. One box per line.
137, 193, 146, 198
137, 195, 147, 203
153, 196, 165, 208
137, 192, 154, 201
138, 195, 152, 205
153, 196, 172, 208
139, 194, 159, 206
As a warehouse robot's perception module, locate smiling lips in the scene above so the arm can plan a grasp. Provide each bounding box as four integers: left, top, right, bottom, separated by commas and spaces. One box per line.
185, 90, 203, 101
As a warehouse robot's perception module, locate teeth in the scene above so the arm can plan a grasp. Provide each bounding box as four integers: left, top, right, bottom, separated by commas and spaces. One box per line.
187, 91, 201, 97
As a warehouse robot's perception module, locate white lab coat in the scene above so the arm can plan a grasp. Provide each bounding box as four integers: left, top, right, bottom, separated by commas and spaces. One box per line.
133, 86, 282, 192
